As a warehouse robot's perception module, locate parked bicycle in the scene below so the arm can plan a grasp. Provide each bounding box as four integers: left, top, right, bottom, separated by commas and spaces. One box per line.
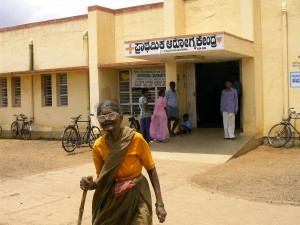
268, 108, 300, 148
61, 114, 102, 153
11, 114, 33, 140
128, 112, 140, 132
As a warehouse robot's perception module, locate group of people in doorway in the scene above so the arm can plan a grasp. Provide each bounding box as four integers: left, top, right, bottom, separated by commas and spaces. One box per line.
139, 77, 240, 143
139, 81, 192, 144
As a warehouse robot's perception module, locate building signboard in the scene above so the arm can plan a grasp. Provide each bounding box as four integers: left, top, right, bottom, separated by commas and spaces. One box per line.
125, 33, 224, 56
290, 72, 300, 88
131, 68, 166, 88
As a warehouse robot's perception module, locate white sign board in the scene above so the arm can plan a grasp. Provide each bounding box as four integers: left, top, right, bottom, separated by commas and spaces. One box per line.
125, 33, 224, 56
290, 72, 300, 88
131, 68, 166, 88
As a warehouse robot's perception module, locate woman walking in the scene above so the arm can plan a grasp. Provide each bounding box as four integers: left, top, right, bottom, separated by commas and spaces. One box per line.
80, 99, 167, 225
150, 89, 168, 142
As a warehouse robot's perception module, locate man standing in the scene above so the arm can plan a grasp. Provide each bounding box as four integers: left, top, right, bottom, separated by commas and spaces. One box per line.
220, 79, 238, 140
165, 81, 179, 137
139, 88, 152, 143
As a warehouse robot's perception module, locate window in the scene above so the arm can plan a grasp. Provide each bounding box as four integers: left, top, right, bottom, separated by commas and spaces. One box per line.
119, 70, 165, 114
58, 73, 68, 106
42, 74, 52, 106
12, 77, 21, 107
0, 77, 8, 107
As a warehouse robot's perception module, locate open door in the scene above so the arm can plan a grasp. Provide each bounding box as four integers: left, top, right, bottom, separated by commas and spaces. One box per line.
186, 63, 197, 128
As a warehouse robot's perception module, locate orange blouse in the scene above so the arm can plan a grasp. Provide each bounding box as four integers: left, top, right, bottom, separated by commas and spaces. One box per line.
92, 132, 155, 181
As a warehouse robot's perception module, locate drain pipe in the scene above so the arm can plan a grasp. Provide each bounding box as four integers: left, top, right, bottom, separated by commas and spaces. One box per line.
29, 39, 34, 70
83, 30, 89, 65
29, 39, 34, 125
281, 2, 288, 118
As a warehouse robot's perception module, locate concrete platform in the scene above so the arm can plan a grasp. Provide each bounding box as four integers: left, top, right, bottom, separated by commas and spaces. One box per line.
1, 129, 299, 225
150, 128, 256, 163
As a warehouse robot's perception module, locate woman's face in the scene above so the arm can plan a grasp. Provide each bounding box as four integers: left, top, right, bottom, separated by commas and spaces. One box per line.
98, 108, 123, 132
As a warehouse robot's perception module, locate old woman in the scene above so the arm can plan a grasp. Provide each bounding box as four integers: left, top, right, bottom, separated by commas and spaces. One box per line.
80, 99, 167, 224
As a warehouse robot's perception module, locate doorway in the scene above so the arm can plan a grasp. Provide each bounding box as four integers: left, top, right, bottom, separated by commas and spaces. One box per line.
195, 61, 241, 128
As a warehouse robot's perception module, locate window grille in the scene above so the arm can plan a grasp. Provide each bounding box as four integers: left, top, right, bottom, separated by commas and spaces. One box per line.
58, 74, 68, 106
42, 75, 52, 106
0, 78, 8, 107
12, 77, 21, 107
118, 71, 165, 114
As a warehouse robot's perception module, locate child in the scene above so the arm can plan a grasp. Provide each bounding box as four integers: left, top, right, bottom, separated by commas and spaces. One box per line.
176, 114, 192, 135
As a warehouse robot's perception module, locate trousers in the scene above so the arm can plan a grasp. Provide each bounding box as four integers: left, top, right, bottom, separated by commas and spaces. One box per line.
140, 117, 151, 143
222, 111, 235, 138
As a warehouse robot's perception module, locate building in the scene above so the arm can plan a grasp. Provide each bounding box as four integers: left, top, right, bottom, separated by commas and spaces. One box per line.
0, 0, 299, 139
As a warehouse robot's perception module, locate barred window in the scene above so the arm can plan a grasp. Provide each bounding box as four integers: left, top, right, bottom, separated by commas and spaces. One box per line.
42, 74, 52, 106
58, 73, 68, 106
118, 70, 165, 114
0, 78, 8, 107
12, 77, 21, 107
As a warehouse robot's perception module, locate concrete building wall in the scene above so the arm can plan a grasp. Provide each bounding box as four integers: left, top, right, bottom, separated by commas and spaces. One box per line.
184, 0, 253, 40
260, 0, 300, 133
1, 0, 300, 139
0, 16, 88, 73
114, 4, 164, 63
0, 17, 90, 138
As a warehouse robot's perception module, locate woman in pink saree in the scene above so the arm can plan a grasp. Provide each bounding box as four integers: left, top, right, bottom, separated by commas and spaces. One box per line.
150, 89, 168, 142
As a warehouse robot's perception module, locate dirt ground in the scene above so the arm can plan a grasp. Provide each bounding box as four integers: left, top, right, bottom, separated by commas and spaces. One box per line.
0, 139, 300, 207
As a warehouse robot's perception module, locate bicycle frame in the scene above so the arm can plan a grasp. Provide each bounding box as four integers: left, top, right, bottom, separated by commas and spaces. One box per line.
11, 114, 32, 139
73, 117, 93, 144
284, 121, 300, 137
268, 108, 300, 148
61, 114, 101, 153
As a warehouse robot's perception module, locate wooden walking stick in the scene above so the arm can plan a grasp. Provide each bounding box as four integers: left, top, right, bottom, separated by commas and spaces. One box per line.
78, 176, 93, 225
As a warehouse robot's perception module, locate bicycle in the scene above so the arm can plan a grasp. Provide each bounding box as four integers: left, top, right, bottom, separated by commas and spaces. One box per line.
61, 114, 102, 153
128, 112, 140, 132
10, 114, 33, 140
267, 108, 300, 148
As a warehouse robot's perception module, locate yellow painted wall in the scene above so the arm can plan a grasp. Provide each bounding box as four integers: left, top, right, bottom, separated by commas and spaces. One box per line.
0, 70, 90, 138
34, 70, 90, 134
97, 11, 116, 64
0, 75, 33, 131
184, 0, 253, 40
164, 0, 185, 36
97, 68, 119, 117
0, 19, 88, 73
176, 63, 188, 118
1, 0, 300, 139
260, 0, 300, 133
114, 7, 164, 63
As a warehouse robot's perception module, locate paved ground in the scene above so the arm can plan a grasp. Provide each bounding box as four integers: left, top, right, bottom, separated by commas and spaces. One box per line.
0, 129, 300, 225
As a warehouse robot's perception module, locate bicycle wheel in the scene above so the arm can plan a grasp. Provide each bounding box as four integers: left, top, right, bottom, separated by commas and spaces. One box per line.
268, 123, 291, 148
11, 121, 19, 138
62, 126, 79, 153
88, 126, 102, 149
21, 123, 31, 140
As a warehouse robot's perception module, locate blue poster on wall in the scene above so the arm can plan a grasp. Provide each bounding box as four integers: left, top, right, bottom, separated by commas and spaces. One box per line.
290, 72, 300, 88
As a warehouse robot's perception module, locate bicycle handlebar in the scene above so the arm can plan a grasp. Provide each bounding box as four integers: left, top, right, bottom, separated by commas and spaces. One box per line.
70, 114, 96, 123
71, 114, 82, 122
288, 108, 300, 119
13, 114, 29, 121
